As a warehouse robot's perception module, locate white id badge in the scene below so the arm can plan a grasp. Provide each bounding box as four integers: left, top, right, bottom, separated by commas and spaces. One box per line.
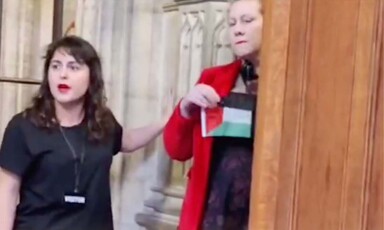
64, 193, 86, 207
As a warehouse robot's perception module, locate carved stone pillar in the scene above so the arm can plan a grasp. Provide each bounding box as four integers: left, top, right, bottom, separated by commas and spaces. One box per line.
74, 1, 125, 227
135, 1, 232, 229
75, 1, 167, 229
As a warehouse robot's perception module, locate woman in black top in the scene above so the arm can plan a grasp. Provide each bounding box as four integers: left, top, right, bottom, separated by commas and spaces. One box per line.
0, 36, 165, 230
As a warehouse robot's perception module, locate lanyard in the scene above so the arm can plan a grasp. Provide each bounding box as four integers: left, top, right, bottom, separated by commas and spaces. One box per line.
59, 126, 86, 193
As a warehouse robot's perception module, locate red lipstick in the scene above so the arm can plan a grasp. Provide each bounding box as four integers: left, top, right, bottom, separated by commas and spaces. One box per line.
58, 84, 71, 93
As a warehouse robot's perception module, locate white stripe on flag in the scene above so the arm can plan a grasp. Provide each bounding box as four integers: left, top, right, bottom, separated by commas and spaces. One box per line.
223, 107, 252, 124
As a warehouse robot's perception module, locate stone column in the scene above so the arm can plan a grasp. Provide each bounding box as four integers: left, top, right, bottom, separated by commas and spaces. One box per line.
135, 2, 183, 228
135, 1, 231, 229
116, 0, 168, 228
32, 0, 54, 79
75, 0, 102, 48
74, 0, 121, 226
75, 1, 165, 229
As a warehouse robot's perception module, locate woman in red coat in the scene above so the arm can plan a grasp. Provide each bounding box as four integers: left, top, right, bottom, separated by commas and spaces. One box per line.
163, 0, 263, 229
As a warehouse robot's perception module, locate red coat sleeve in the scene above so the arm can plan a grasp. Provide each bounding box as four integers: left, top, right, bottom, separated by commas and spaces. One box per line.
163, 69, 214, 161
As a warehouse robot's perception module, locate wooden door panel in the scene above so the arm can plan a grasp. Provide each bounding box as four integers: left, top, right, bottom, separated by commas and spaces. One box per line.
250, 0, 384, 229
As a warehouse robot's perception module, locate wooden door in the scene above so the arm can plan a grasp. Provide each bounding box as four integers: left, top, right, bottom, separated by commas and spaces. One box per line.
250, 0, 384, 229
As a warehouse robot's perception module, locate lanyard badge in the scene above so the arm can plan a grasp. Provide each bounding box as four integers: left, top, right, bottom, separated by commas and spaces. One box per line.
59, 126, 87, 207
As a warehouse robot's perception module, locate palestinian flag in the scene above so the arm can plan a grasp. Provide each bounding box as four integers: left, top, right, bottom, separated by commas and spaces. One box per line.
201, 92, 256, 138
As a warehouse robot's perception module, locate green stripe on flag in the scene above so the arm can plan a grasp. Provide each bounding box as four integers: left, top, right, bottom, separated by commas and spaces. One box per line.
208, 121, 252, 138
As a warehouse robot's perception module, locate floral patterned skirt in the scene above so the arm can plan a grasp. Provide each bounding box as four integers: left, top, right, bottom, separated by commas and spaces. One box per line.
202, 137, 253, 230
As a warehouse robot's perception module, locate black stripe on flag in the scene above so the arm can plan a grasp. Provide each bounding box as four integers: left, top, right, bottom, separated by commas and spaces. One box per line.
219, 92, 256, 111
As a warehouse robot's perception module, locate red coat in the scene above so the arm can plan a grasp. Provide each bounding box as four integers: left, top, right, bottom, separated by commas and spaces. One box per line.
163, 60, 242, 230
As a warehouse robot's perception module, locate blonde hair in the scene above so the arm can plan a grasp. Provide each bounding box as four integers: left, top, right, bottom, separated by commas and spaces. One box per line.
228, 0, 264, 14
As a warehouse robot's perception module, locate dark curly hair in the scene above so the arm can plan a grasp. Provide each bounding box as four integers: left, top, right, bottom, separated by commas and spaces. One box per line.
24, 35, 116, 142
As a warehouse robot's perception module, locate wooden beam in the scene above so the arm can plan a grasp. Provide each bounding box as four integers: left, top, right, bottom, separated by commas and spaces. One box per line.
52, 0, 64, 41
0, 77, 41, 85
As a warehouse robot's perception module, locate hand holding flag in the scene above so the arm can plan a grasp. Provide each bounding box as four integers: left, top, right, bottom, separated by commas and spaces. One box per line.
180, 84, 220, 119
